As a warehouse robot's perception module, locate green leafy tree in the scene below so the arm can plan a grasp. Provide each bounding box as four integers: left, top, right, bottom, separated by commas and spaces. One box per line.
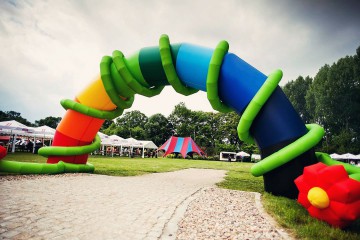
0, 110, 33, 126
114, 110, 148, 138
34, 116, 62, 129
102, 122, 118, 136
283, 76, 313, 123
168, 102, 193, 137
144, 113, 173, 146
306, 46, 360, 153
193, 111, 218, 155
100, 120, 114, 131
131, 126, 146, 140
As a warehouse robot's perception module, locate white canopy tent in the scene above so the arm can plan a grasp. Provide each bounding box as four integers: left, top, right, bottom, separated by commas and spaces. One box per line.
331, 153, 359, 160
0, 120, 36, 152
97, 133, 158, 158
339, 153, 359, 160
0, 121, 58, 153
330, 153, 343, 159
236, 151, 250, 157
0, 120, 34, 136
251, 154, 261, 162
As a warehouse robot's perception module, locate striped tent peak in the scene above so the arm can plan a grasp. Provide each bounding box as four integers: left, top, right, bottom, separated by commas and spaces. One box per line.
158, 136, 205, 158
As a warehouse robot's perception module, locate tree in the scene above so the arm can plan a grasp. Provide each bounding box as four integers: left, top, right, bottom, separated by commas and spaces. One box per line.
0, 110, 33, 126
100, 120, 114, 131
102, 122, 118, 136
192, 111, 218, 155
144, 113, 173, 146
283, 76, 313, 123
305, 47, 360, 153
34, 116, 62, 129
168, 102, 193, 137
111, 110, 148, 138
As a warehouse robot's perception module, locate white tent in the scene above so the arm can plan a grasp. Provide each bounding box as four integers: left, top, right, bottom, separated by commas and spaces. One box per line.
137, 140, 157, 149
97, 135, 158, 158
0, 120, 36, 152
0, 120, 35, 136
97, 131, 109, 140
33, 125, 56, 138
236, 151, 250, 157
338, 153, 358, 160
330, 153, 342, 159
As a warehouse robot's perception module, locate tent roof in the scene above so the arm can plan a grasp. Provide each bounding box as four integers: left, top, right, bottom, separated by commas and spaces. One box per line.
236, 151, 250, 157
0, 120, 35, 136
137, 140, 158, 149
158, 136, 205, 158
339, 153, 358, 159
0, 120, 28, 129
97, 131, 109, 139
34, 125, 55, 133
251, 154, 261, 160
330, 153, 342, 159
100, 135, 157, 148
33, 126, 56, 138
109, 135, 124, 140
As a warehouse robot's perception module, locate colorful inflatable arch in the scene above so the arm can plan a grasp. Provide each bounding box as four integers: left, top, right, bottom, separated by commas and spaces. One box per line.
0, 34, 359, 227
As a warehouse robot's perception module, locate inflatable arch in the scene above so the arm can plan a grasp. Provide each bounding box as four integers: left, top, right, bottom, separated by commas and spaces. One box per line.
0, 35, 359, 227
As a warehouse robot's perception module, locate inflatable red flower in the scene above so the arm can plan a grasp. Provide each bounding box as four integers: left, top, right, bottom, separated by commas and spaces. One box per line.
295, 162, 360, 228
0, 145, 7, 160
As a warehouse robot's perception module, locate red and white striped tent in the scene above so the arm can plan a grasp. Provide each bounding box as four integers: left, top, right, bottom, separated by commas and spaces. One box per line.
158, 136, 205, 158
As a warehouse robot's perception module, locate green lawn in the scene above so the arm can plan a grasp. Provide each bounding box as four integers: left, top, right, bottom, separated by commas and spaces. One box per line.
2, 153, 360, 239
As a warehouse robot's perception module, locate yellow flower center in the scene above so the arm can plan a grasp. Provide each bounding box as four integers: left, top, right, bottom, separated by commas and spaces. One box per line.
307, 187, 330, 209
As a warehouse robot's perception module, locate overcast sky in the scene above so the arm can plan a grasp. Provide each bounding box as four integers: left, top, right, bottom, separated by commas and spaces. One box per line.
1, 0, 359, 123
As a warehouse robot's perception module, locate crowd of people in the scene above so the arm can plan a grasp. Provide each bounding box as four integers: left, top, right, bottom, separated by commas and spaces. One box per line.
0, 137, 46, 153
94, 146, 159, 158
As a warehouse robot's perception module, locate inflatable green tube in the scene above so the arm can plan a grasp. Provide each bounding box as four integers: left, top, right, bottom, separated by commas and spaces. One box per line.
0, 135, 99, 174
251, 124, 324, 177
316, 152, 360, 181
0, 160, 94, 174
38, 135, 101, 157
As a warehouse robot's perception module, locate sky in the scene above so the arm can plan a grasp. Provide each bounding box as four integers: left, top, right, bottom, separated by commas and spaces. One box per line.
1, 0, 359, 123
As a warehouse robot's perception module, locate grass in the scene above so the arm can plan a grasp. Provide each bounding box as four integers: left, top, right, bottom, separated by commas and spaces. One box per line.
2, 152, 360, 239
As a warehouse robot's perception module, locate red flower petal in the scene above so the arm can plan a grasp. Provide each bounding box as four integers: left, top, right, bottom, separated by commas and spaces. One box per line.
330, 201, 359, 221
303, 163, 327, 185
327, 178, 360, 203
308, 205, 345, 227
297, 192, 311, 208
295, 175, 312, 193
316, 165, 349, 190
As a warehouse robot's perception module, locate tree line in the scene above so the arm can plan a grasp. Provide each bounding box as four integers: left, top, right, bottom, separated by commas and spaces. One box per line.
101, 105, 257, 156
2, 46, 358, 155
282, 46, 360, 154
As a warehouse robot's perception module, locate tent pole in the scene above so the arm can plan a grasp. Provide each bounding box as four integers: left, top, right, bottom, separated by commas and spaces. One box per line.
12, 134, 17, 153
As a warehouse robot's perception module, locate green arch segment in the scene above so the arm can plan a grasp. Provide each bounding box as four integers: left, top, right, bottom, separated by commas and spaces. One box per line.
38, 135, 101, 157
0, 160, 94, 174
206, 40, 232, 113
159, 34, 198, 96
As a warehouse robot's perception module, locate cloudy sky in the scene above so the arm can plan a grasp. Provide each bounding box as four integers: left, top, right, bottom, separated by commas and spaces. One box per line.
1, 0, 359, 123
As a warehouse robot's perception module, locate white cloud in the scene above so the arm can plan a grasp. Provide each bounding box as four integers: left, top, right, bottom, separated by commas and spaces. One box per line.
0, 0, 359, 122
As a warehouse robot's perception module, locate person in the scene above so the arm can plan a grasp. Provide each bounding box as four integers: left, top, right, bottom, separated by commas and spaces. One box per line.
228, 154, 232, 162
26, 140, 34, 153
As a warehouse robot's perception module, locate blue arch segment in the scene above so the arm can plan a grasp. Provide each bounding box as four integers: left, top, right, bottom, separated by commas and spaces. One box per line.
175, 43, 213, 91
219, 53, 267, 113
174, 45, 307, 151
